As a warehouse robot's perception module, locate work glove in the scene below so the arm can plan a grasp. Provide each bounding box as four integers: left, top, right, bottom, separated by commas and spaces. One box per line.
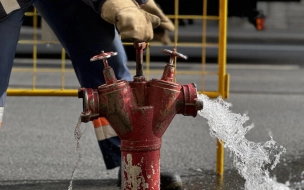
153, 27, 172, 45
101, 0, 160, 42
140, 0, 175, 44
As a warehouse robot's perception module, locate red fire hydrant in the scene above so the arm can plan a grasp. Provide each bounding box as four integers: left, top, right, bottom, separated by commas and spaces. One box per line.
78, 43, 203, 190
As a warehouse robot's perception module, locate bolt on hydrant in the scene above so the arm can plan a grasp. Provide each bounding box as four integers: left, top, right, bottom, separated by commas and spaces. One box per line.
78, 43, 203, 190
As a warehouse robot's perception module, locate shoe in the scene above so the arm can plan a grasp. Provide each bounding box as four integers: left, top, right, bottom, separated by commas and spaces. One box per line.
160, 172, 183, 190
117, 168, 183, 190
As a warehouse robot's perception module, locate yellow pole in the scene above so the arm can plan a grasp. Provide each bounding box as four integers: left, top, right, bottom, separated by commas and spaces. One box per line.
61, 48, 66, 90
201, 0, 207, 92
7, 89, 77, 96
173, 0, 179, 83
216, 139, 225, 175
32, 9, 38, 90
216, 0, 228, 176
174, 0, 179, 47
218, 0, 228, 97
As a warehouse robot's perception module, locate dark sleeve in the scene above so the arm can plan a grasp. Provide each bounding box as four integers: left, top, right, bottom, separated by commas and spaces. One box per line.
135, 0, 149, 4
82, 0, 106, 14
82, 0, 149, 13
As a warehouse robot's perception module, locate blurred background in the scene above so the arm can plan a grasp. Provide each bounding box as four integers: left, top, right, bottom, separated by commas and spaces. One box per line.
16, 0, 304, 64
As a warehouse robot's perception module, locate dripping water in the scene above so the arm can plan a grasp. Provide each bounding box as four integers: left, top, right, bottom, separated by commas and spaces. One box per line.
68, 116, 85, 190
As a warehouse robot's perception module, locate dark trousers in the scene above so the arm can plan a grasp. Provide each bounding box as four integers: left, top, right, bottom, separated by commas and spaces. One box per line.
0, 0, 131, 169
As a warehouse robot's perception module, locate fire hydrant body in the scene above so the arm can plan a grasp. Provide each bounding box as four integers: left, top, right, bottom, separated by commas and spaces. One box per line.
78, 44, 203, 190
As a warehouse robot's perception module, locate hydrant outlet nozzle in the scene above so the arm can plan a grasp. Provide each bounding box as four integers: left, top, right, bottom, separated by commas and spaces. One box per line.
180, 83, 203, 117
78, 88, 100, 122
195, 99, 204, 110
80, 110, 91, 123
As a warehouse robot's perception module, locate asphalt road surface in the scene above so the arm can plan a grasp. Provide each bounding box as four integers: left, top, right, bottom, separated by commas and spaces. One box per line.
1, 56, 304, 190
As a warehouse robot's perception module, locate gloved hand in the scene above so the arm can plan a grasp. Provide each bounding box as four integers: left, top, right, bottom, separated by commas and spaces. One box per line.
101, 0, 160, 42
140, 0, 174, 32
153, 27, 172, 45
140, 0, 175, 44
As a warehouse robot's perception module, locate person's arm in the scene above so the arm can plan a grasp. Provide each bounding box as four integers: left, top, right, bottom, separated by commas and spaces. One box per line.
139, 0, 174, 44
82, 0, 173, 44
83, 0, 160, 42
140, 0, 174, 31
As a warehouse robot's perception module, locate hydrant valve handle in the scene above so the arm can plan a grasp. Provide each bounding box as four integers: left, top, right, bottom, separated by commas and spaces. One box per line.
133, 42, 147, 80
162, 48, 188, 65
90, 51, 117, 67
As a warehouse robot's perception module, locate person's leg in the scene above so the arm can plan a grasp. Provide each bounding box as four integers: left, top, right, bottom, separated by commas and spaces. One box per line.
0, 94, 5, 128
92, 117, 121, 169
33, 0, 131, 169
0, 8, 29, 128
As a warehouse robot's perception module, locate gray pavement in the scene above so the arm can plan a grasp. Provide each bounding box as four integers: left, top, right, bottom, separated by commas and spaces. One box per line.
1, 61, 304, 189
